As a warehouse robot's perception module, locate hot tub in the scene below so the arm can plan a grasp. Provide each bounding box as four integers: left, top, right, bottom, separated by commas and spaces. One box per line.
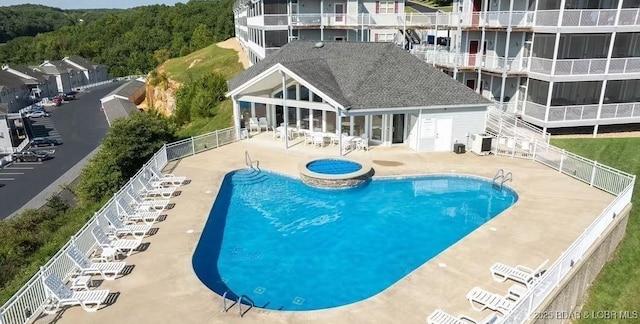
299, 158, 373, 188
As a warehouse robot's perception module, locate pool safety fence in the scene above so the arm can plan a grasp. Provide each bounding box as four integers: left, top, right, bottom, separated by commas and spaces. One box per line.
490, 134, 635, 323
0, 119, 634, 324
0, 127, 237, 324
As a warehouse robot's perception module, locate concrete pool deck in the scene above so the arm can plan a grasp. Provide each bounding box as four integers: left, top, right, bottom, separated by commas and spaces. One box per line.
39, 133, 615, 324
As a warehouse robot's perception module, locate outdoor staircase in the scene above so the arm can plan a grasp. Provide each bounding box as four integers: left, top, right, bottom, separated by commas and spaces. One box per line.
485, 106, 550, 143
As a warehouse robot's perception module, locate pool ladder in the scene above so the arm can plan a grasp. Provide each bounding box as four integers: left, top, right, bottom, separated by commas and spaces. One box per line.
493, 169, 513, 190
245, 151, 259, 171
221, 291, 254, 318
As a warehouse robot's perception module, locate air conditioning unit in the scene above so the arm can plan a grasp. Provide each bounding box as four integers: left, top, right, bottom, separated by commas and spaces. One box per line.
470, 133, 493, 156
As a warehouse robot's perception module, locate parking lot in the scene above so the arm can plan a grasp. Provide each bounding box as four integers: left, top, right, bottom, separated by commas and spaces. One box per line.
0, 81, 126, 220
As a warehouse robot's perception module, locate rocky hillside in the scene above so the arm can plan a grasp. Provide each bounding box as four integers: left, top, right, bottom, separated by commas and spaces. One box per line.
142, 38, 248, 116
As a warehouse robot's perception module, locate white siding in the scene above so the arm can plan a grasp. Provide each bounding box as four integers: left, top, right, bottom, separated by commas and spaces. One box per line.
416, 107, 487, 152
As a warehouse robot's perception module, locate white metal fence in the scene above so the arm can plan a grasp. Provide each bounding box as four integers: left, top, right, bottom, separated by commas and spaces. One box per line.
0, 127, 237, 324
73, 75, 146, 92
491, 135, 636, 323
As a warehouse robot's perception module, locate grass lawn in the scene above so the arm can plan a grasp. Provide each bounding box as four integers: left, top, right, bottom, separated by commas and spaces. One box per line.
551, 137, 640, 323
175, 100, 234, 138
162, 43, 244, 84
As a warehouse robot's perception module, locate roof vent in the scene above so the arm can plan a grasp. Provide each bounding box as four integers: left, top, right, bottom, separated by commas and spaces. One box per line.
314, 42, 324, 48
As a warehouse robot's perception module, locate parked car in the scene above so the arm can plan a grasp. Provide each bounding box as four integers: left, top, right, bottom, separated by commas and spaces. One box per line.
25, 111, 50, 118
30, 137, 59, 147
61, 92, 76, 100
11, 150, 50, 162
41, 97, 62, 107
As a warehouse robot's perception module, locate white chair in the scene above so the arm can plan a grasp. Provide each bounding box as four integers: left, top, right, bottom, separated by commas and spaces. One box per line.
356, 137, 369, 151
127, 189, 171, 211
466, 287, 515, 315
149, 167, 187, 187
103, 209, 152, 239
67, 244, 126, 281
258, 117, 269, 131
312, 134, 325, 148
341, 135, 354, 151
41, 273, 110, 314
92, 226, 142, 257
329, 133, 340, 146
138, 178, 176, 199
116, 197, 163, 225
303, 131, 313, 146
490, 259, 549, 288
427, 309, 503, 324
248, 117, 260, 132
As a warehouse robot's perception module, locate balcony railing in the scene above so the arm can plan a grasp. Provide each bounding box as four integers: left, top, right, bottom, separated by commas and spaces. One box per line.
244, 9, 640, 29
529, 57, 640, 76
522, 101, 640, 123
412, 49, 527, 73
535, 8, 640, 27
483, 55, 528, 73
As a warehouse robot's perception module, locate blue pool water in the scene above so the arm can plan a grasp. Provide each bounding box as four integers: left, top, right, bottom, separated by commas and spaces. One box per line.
306, 159, 362, 175
192, 170, 518, 311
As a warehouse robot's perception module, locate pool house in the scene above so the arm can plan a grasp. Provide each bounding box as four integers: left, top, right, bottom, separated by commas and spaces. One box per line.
227, 41, 493, 153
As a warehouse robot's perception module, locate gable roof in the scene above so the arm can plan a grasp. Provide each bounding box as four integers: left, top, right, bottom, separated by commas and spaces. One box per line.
0, 70, 27, 90
38, 60, 76, 75
228, 41, 492, 110
102, 98, 138, 126
105, 80, 146, 100
5, 65, 53, 82
65, 56, 103, 70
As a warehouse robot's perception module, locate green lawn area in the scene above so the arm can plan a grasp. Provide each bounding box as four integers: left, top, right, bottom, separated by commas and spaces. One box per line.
176, 100, 234, 138
162, 43, 244, 84
551, 137, 640, 323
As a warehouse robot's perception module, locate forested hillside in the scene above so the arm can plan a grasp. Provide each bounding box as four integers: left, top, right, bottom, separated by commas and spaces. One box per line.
0, 0, 235, 76
0, 4, 117, 43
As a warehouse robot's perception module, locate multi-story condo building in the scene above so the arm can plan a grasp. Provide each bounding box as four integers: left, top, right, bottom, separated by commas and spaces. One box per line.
234, 0, 640, 135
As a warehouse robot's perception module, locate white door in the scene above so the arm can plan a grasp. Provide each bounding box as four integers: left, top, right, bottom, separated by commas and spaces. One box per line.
434, 118, 453, 152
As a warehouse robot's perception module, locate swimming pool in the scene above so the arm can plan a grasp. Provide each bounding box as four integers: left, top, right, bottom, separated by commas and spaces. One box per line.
192, 169, 518, 311
306, 159, 362, 175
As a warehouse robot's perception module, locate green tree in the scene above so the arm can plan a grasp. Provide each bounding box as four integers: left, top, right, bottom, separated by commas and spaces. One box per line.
76, 111, 177, 204
190, 23, 214, 51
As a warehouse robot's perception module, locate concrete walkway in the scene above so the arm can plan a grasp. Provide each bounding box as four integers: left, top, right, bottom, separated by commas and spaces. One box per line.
40, 136, 613, 324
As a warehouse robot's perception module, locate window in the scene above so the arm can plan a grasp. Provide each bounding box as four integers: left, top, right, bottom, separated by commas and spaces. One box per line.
377, 33, 395, 42
379, 1, 395, 14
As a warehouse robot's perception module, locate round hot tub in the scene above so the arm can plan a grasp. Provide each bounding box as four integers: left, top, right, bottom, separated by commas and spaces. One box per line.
299, 158, 373, 188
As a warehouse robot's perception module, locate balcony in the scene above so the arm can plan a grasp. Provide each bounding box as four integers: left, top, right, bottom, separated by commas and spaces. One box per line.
412, 48, 527, 73
535, 9, 640, 28
522, 101, 640, 124
483, 55, 528, 73
529, 57, 640, 76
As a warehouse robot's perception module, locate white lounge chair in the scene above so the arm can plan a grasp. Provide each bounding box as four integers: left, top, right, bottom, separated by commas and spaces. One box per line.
149, 167, 187, 187
427, 309, 502, 324
67, 244, 126, 281
41, 273, 110, 314
92, 226, 142, 257
490, 259, 549, 288
248, 117, 260, 132
258, 117, 269, 131
116, 197, 163, 225
103, 209, 152, 239
138, 178, 176, 198
127, 189, 171, 211
466, 287, 515, 315
312, 134, 325, 148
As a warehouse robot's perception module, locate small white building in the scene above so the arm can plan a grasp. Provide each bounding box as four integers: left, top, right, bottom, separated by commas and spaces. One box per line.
227, 41, 492, 153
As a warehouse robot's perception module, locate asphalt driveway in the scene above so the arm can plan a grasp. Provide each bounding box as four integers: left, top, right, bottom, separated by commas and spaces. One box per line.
0, 82, 125, 220
406, 1, 439, 13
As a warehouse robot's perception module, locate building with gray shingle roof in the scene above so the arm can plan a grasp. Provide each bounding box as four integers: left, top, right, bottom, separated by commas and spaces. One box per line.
99, 79, 146, 126
227, 41, 492, 153
102, 98, 139, 126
